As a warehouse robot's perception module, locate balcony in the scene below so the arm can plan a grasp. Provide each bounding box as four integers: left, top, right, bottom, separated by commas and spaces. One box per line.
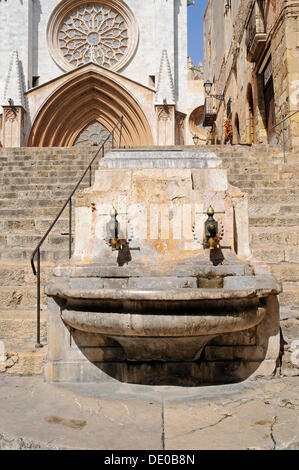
246, 2, 267, 62
203, 96, 217, 127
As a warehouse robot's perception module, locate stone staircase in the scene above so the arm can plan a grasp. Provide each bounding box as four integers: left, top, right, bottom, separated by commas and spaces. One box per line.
0, 144, 298, 377
219, 144, 299, 376
0, 147, 96, 374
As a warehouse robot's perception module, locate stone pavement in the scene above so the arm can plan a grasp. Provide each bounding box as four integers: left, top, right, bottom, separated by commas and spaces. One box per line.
0, 375, 298, 450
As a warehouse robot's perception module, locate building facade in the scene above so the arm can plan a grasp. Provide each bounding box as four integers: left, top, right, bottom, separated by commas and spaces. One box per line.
0, 0, 204, 148
203, 0, 299, 149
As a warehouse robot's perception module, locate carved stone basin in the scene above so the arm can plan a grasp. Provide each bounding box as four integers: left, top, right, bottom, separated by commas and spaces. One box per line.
44, 149, 282, 384
46, 276, 279, 362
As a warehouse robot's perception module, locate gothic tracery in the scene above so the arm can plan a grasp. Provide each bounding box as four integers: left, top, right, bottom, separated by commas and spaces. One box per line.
59, 4, 129, 69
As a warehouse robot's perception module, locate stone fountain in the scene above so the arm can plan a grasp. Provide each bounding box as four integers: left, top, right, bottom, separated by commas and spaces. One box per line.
45, 147, 281, 386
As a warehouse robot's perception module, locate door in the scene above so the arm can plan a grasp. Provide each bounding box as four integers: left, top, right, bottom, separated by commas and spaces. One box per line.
264, 63, 276, 144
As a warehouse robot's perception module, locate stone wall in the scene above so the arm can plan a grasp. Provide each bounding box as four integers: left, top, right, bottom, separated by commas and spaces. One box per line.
203, 0, 299, 148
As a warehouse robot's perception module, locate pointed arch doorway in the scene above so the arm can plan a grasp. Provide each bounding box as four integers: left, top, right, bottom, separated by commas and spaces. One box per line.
27, 67, 153, 147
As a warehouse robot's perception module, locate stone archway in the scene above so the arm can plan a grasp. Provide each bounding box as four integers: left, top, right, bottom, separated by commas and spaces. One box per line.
28, 69, 153, 147
188, 106, 207, 144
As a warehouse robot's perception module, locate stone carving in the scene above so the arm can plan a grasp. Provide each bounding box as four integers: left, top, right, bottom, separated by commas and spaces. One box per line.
175, 111, 186, 145
157, 105, 172, 122
155, 50, 175, 105
59, 4, 129, 69
175, 111, 185, 129
4, 107, 18, 122
74, 121, 112, 146
48, 0, 138, 72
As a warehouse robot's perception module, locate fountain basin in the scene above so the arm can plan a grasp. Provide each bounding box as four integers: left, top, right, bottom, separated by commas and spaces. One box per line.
46, 276, 279, 362
44, 148, 282, 384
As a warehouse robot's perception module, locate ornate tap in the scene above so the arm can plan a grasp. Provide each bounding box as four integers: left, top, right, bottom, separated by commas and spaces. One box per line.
106, 208, 125, 251
203, 206, 223, 250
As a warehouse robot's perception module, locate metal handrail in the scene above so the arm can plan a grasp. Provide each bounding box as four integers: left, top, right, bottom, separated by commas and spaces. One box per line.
30, 116, 124, 347
271, 110, 299, 162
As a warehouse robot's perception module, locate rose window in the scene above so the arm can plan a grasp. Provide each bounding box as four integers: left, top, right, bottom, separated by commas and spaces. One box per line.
58, 4, 129, 69
74, 122, 112, 146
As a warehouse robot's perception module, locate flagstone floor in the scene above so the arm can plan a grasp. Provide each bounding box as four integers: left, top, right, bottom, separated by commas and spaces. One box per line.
0, 374, 298, 450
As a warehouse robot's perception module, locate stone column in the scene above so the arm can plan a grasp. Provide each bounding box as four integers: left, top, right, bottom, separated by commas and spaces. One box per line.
2, 105, 26, 147
155, 104, 175, 145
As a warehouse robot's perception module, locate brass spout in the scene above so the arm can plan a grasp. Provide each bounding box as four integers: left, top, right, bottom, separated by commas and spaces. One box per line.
107, 208, 126, 251
208, 236, 218, 250
109, 238, 126, 251
203, 206, 221, 250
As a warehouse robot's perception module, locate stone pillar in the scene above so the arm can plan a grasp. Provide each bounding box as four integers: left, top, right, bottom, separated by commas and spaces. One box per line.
2, 105, 26, 147
175, 111, 186, 145
156, 104, 175, 145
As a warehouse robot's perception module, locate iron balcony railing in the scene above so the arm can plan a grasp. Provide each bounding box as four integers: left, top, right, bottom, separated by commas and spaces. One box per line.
203, 96, 217, 127
271, 110, 299, 162
30, 116, 124, 348
246, 1, 266, 61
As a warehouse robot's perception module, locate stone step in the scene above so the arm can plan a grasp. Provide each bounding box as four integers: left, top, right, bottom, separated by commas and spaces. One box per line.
228, 174, 299, 185
0, 233, 73, 249
0, 190, 84, 200
240, 183, 299, 193
0, 264, 55, 286
280, 283, 299, 311
0, 207, 72, 218
253, 244, 299, 262
269, 265, 299, 282
0, 148, 94, 156
0, 247, 69, 263
250, 227, 299, 247
1, 159, 92, 167
221, 159, 284, 168
0, 176, 90, 185
252, 247, 289, 264
0, 198, 70, 209
249, 215, 299, 227
0, 164, 90, 174
0, 340, 47, 376
0, 183, 90, 194
248, 195, 299, 205
0, 309, 47, 342
0, 286, 45, 308
0, 217, 70, 233
0, 171, 87, 180
235, 169, 299, 177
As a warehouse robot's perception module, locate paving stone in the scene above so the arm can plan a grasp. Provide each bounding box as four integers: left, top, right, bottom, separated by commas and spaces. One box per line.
0, 375, 298, 450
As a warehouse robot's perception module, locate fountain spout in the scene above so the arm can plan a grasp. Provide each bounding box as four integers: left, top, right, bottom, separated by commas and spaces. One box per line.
106, 208, 126, 251
203, 205, 221, 250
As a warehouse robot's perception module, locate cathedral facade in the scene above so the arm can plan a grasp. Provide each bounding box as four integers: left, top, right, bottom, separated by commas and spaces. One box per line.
0, 0, 204, 148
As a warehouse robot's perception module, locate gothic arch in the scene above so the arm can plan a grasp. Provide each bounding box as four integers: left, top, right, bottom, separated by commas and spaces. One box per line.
28, 69, 153, 147
188, 106, 206, 144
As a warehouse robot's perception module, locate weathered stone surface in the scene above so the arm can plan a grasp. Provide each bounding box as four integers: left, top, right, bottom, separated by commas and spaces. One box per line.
0, 375, 298, 450
99, 149, 222, 169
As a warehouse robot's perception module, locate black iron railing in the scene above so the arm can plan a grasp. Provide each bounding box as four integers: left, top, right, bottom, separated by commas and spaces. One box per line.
271, 110, 299, 162
30, 116, 124, 348
203, 96, 217, 127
